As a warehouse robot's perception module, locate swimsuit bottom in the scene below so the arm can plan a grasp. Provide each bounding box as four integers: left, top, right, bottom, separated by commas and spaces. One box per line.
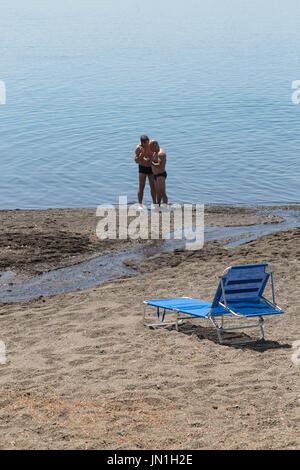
139, 165, 153, 175
154, 171, 167, 181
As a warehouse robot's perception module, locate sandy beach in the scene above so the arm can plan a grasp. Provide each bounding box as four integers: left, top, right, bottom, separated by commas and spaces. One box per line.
0, 205, 299, 449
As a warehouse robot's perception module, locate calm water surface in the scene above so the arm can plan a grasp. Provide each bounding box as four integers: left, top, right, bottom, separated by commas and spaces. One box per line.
1, 0, 300, 208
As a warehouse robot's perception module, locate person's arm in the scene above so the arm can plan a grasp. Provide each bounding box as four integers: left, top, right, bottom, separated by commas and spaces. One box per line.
151, 152, 165, 169
134, 146, 144, 164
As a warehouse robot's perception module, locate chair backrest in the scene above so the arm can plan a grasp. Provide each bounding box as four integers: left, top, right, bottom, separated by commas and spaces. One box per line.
211, 264, 270, 310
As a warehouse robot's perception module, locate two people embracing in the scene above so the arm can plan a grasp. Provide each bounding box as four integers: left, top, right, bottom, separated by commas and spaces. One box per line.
134, 135, 168, 209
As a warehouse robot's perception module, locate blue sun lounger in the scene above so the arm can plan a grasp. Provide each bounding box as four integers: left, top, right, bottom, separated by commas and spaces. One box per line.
143, 264, 284, 345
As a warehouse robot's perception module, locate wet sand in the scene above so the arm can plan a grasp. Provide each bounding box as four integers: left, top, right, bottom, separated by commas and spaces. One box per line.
0, 205, 284, 278
0, 206, 299, 449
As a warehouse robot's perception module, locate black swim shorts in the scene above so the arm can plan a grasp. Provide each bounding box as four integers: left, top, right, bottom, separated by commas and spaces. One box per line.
139, 165, 153, 175
154, 171, 167, 181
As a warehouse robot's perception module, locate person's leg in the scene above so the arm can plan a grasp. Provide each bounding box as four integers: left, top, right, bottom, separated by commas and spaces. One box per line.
155, 178, 162, 206
148, 174, 157, 205
161, 177, 168, 204
156, 176, 167, 206
138, 173, 146, 204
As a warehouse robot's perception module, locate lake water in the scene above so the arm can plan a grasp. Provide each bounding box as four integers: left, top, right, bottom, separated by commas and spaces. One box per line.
1, 0, 300, 209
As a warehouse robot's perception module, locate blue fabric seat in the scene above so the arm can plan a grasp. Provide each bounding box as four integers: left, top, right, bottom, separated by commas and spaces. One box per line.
146, 298, 212, 318
143, 264, 284, 345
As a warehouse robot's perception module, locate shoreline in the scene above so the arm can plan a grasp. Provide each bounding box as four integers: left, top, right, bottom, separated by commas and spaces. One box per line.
1, 201, 299, 210
0, 204, 299, 304
0, 204, 297, 279
0, 205, 300, 304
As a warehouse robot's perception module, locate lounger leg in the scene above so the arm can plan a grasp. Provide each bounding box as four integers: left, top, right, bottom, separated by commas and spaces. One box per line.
209, 316, 265, 345
175, 310, 179, 331
142, 303, 186, 329
259, 316, 265, 341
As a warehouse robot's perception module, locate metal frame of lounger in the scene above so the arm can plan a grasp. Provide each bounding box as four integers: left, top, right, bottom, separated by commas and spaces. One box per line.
142, 263, 284, 345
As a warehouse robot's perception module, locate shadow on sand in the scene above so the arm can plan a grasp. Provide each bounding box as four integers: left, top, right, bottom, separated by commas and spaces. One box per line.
174, 322, 292, 351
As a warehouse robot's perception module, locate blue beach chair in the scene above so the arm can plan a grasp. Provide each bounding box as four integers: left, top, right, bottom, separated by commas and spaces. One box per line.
143, 264, 284, 345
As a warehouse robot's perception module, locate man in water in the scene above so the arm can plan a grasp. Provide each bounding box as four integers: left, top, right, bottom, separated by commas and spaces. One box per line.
149, 140, 168, 207
134, 135, 156, 207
